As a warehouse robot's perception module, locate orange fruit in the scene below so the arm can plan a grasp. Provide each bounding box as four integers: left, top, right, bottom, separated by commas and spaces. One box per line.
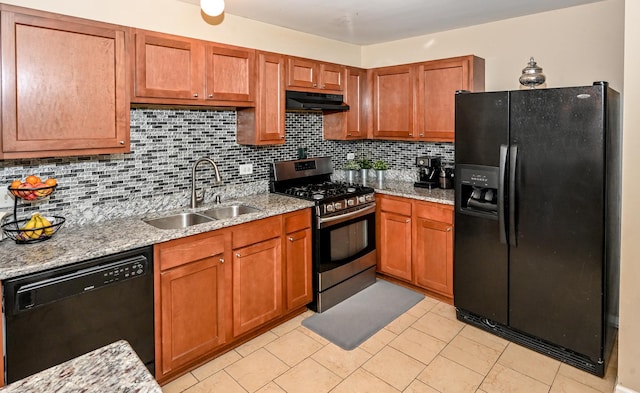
10, 180, 21, 189
25, 175, 41, 185
44, 178, 57, 187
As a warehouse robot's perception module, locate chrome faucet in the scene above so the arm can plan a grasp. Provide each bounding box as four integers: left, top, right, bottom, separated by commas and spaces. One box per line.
191, 157, 222, 208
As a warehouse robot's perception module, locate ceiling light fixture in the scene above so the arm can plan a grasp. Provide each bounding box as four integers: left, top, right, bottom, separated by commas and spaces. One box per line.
201, 0, 225, 16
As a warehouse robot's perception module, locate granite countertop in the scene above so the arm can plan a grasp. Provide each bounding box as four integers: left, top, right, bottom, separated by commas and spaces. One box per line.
373, 180, 455, 205
0, 193, 314, 280
0, 340, 161, 393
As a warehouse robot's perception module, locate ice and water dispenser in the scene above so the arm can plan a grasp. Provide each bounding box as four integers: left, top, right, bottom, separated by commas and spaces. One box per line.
457, 165, 499, 217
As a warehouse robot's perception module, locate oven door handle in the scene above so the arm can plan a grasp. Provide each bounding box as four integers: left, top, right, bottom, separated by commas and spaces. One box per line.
317, 203, 376, 229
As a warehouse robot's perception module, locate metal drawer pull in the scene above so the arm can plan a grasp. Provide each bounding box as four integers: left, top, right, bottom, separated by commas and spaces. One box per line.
193, 93, 199, 97
236, 253, 241, 258
288, 237, 294, 241
219, 258, 225, 263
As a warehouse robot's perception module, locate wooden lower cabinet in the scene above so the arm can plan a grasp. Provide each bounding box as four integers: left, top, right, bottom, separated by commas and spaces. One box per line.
155, 231, 231, 381
376, 194, 454, 299
232, 237, 283, 336
284, 209, 312, 310
154, 209, 312, 383
414, 209, 454, 296
377, 205, 413, 281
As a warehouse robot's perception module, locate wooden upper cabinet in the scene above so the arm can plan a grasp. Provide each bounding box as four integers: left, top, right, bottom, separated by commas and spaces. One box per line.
0, 6, 130, 159
324, 66, 369, 140
205, 45, 254, 102
286, 56, 345, 92
132, 29, 254, 106
371, 55, 484, 142
416, 55, 484, 142
134, 31, 202, 100
237, 51, 285, 145
371, 64, 416, 139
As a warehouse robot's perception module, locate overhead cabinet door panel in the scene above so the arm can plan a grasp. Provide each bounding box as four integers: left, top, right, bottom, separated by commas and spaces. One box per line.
1, 12, 129, 157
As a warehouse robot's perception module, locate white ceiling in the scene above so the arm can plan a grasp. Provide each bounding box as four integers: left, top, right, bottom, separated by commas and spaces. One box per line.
181, 0, 603, 45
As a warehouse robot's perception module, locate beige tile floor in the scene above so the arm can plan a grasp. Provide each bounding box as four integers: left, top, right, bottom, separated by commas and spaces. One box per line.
161, 293, 618, 393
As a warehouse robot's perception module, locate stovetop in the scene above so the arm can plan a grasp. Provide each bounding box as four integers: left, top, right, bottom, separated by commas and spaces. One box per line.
270, 157, 376, 217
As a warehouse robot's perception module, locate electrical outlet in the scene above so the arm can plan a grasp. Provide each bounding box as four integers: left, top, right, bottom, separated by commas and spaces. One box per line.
239, 164, 253, 175
347, 153, 355, 160
0, 189, 14, 210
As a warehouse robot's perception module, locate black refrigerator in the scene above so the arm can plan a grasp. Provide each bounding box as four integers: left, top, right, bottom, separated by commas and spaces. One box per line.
453, 82, 620, 377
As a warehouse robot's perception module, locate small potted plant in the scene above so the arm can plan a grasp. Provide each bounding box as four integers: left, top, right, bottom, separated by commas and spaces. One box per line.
343, 160, 360, 183
357, 157, 373, 185
373, 160, 389, 186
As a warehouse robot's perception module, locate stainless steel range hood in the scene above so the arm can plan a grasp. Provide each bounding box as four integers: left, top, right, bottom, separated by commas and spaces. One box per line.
286, 91, 350, 112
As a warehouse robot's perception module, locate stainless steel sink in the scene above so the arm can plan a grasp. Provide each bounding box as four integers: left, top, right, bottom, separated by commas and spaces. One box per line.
201, 204, 261, 220
143, 212, 215, 230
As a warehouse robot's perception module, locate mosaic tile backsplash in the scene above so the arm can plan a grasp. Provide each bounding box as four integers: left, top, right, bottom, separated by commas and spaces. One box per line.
0, 108, 454, 227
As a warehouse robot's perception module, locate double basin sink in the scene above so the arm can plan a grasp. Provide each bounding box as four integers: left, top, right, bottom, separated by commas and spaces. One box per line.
143, 204, 261, 230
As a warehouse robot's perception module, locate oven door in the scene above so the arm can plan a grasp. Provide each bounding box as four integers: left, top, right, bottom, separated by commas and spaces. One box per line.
316, 203, 376, 275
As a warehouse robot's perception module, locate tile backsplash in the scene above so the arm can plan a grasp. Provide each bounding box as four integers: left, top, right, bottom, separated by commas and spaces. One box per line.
0, 108, 453, 227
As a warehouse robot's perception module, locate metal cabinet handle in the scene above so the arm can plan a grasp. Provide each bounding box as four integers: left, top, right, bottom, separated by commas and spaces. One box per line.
408, 133, 413, 137
236, 253, 241, 258
219, 258, 225, 263
208, 94, 213, 98
446, 227, 452, 232
193, 93, 199, 97
281, 135, 285, 139
313, 83, 317, 87
288, 237, 294, 241
405, 219, 410, 223
119, 140, 125, 145
419, 133, 424, 137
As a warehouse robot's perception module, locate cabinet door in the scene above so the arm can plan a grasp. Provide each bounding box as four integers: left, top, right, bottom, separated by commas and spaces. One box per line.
159, 254, 229, 377
287, 57, 317, 89
414, 218, 454, 297
205, 45, 254, 102
237, 51, 285, 145
1, 11, 129, 159
285, 227, 312, 310
134, 30, 203, 100
417, 60, 466, 142
319, 63, 345, 91
233, 237, 283, 336
378, 210, 413, 281
372, 65, 416, 139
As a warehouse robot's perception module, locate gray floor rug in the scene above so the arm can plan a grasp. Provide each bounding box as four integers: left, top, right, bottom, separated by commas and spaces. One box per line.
301, 279, 424, 350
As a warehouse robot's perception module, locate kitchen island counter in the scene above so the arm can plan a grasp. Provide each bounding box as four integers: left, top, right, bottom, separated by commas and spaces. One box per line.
373, 180, 454, 205
0, 193, 314, 280
0, 340, 161, 393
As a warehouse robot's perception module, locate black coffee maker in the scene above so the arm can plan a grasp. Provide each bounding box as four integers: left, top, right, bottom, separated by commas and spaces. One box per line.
414, 156, 441, 189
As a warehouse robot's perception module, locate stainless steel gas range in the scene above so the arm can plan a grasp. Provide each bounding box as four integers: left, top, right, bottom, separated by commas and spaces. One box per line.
271, 156, 377, 312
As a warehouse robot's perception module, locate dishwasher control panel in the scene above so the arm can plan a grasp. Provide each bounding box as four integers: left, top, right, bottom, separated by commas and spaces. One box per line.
101, 258, 147, 285
10, 253, 150, 312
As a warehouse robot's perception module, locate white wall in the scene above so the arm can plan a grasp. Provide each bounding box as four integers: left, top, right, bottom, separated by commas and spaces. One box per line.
619, 0, 640, 391
362, 0, 624, 93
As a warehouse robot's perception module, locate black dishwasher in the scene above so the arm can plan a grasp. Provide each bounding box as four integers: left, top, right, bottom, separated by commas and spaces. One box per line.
3, 246, 154, 383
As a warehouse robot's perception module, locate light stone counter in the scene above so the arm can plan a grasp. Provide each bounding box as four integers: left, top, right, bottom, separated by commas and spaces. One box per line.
373, 179, 455, 205
0, 340, 161, 393
0, 193, 314, 280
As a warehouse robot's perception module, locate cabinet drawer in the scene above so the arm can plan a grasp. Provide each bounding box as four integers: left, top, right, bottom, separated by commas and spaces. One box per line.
415, 202, 453, 224
378, 196, 412, 216
158, 232, 227, 271
232, 216, 281, 249
284, 209, 311, 234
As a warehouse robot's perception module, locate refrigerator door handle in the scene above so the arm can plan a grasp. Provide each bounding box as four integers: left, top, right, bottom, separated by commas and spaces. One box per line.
498, 144, 508, 244
509, 144, 518, 247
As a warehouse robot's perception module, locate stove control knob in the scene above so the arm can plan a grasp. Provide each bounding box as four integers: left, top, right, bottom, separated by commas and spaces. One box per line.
365, 194, 374, 202
326, 204, 334, 213
347, 198, 355, 207
334, 201, 343, 210
357, 195, 366, 204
